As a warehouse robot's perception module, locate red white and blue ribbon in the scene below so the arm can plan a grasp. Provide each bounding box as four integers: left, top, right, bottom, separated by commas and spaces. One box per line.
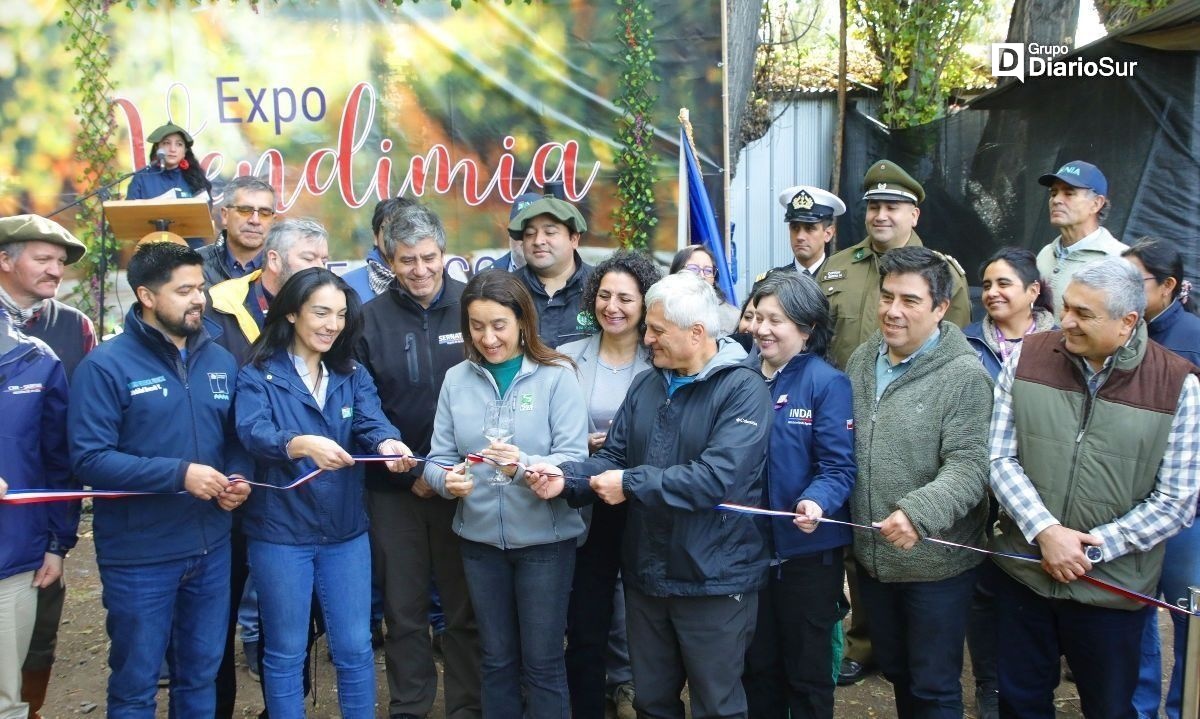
716, 502, 1198, 617
0, 454, 453, 505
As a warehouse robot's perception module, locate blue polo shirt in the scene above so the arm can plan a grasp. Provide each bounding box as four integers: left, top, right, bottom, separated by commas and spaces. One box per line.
875, 329, 941, 400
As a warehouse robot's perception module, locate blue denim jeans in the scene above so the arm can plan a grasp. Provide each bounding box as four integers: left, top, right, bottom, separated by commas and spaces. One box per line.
857, 563, 978, 719
99, 546, 231, 719
1133, 517, 1200, 719
248, 533, 375, 719
460, 538, 575, 719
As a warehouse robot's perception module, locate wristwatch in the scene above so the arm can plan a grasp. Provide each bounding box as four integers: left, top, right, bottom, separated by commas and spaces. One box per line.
1085, 546, 1103, 563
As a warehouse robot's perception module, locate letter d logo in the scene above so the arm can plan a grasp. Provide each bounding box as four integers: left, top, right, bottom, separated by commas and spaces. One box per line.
992, 43, 1024, 83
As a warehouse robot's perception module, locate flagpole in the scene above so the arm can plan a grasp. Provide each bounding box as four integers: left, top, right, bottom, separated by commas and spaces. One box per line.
678, 108, 693, 251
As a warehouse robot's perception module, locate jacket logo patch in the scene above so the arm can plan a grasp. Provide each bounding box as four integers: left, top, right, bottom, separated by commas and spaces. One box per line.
787, 407, 813, 426
735, 417, 759, 427
519, 393, 535, 412
846, 419, 855, 430
208, 372, 230, 401
438, 332, 464, 345
3, 382, 44, 395
773, 393, 789, 411
128, 375, 168, 398
341, 406, 353, 419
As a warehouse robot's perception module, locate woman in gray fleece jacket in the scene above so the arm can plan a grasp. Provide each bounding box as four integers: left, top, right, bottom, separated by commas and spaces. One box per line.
423, 271, 588, 718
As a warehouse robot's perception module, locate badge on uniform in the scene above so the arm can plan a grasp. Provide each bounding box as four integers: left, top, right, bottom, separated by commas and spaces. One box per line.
341, 406, 353, 419
853, 248, 866, 261
822, 270, 845, 281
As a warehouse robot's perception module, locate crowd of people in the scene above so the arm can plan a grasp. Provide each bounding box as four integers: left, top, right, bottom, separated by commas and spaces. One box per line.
0, 123, 1197, 719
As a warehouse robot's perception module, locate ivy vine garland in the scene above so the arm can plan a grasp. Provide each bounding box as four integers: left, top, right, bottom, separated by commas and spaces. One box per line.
611, 0, 659, 251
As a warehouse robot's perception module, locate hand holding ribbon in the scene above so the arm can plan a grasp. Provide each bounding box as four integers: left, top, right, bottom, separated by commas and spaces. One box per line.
525, 463, 566, 500
444, 462, 474, 498
874, 509, 919, 550
217, 478, 251, 512
288, 435, 354, 470
793, 499, 823, 534
1035, 524, 1102, 584
476, 441, 521, 478
377, 439, 418, 474
184, 463, 232, 500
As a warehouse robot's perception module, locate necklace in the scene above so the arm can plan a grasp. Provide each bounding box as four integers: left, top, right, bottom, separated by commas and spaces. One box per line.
597, 357, 634, 374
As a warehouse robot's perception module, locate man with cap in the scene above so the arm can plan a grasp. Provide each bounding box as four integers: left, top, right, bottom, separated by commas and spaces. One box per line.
197, 175, 277, 287
489, 192, 542, 272
0, 214, 93, 718
1034, 160, 1126, 315
762, 185, 846, 279
820, 160, 971, 370
509, 194, 595, 348
818, 161, 971, 688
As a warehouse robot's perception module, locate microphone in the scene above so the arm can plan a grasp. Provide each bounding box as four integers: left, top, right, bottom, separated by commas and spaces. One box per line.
154, 149, 167, 170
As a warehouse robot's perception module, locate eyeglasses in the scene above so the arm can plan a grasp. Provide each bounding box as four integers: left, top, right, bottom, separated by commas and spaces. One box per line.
685, 264, 715, 278
229, 205, 276, 219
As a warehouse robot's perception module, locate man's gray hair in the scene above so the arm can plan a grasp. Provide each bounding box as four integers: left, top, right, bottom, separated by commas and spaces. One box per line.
0, 241, 27, 260
644, 271, 723, 336
221, 175, 276, 207
382, 202, 446, 258
265, 218, 328, 257
1069, 256, 1145, 319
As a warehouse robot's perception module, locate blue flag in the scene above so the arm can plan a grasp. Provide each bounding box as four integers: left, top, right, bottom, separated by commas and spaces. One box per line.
682, 127, 736, 305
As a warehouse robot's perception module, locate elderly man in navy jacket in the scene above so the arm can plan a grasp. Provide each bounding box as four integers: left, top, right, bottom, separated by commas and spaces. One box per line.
528, 272, 772, 719
69, 242, 251, 717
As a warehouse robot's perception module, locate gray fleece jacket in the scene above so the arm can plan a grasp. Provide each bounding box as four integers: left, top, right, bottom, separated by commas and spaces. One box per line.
424, 356, 588, 549
844, 322, 992, 583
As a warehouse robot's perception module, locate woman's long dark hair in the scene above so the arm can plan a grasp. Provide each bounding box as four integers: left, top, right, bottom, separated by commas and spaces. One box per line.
149, 133, 213, 197
978, 247, 1054, 314
460, 270, 573, 369
1124, 237, 1196, 314
670, 245, 728, 303
247, 267, 363, 374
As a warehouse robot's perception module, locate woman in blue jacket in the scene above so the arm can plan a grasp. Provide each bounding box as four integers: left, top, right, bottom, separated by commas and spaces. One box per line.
235, 267, 414, 719
1124, 238, 1200, 719
424, 270, 588, 718
963, 247, 1056, 381
126, 123, 213, 203
739, 273, 856, 719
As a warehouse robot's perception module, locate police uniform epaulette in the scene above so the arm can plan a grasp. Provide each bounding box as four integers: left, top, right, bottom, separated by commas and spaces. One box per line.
931, 250, 966, 278
755, 271, 770, 282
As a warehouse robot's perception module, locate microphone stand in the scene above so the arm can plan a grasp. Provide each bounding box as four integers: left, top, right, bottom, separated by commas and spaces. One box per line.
47, 167, 146, 335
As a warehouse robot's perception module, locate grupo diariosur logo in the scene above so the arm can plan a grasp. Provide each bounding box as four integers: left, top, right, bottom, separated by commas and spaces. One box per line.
991, 43, 1139, 82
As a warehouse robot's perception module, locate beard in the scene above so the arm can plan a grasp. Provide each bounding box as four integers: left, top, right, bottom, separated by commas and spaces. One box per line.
159, 304, 204, 339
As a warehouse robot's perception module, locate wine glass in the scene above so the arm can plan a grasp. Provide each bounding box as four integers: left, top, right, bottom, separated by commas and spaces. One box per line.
482, 400, 517, 485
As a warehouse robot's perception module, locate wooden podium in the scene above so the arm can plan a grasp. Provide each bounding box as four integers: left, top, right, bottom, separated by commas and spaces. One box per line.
104, 197, 216, 264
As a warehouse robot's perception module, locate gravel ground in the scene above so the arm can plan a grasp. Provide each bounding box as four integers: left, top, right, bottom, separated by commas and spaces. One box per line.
40, 515, 1174, 718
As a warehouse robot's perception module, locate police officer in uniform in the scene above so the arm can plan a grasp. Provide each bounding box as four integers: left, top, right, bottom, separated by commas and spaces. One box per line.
820, 160, 970, 371
819, 160, 971, 688
760, 185, 847, 281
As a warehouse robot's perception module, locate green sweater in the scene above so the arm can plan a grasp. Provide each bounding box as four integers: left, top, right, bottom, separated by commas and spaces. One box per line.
845, 322, 993, 582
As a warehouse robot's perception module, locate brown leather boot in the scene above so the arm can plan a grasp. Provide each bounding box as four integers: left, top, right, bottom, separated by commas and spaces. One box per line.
21, 668, 52, 719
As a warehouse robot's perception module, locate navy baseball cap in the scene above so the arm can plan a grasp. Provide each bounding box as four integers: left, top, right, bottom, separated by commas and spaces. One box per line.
1038, 161, 1108, 196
